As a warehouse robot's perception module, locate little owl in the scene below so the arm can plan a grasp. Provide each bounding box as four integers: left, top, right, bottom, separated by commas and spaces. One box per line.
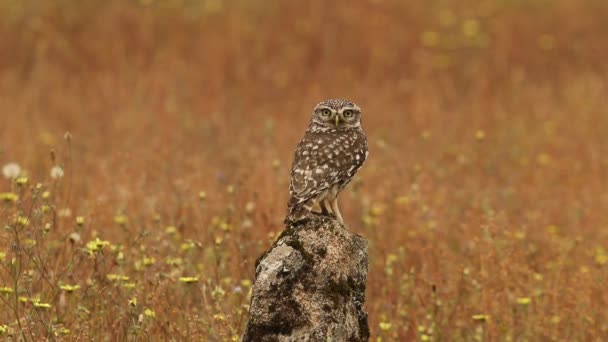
286, 99, 368, 225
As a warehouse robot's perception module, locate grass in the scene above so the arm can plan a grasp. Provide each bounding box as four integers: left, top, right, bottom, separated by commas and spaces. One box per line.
1, 0, 607, 340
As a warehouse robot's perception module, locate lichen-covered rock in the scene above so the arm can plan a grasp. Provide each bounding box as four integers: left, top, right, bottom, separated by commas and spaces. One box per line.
242, 213, 370, 342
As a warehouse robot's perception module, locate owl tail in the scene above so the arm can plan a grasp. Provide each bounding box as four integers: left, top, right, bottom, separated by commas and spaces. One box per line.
285, 198, 315, 224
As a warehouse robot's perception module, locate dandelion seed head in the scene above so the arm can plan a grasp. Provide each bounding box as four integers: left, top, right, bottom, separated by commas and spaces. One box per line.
69, 232, 81, 243
2, 163, 21, 179
50, 166, 64, 179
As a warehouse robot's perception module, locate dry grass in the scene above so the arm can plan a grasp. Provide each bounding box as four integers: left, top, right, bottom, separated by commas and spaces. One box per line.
1, 0, 607, 340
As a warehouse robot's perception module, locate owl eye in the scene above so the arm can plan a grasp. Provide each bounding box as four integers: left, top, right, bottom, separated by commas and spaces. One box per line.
343, 110, 354, 117
320, 109, 332, 117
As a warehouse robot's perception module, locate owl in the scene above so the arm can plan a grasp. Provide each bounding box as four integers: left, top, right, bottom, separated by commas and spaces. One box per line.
286, 99, 368, 225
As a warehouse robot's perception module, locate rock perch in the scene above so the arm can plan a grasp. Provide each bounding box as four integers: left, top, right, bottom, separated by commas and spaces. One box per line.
242, 213, 370, 341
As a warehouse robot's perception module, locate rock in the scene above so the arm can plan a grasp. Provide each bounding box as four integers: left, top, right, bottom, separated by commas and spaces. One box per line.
242, 213, 370, 342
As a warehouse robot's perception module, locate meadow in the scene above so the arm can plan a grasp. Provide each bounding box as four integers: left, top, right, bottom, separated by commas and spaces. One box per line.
1, 0, 607, 340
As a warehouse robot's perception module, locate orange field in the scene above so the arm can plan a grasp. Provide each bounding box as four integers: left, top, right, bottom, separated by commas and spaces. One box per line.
1, 0, 607, 340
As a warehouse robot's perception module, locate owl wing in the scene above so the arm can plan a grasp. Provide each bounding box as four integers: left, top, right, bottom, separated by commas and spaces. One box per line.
288, 130, 368, 208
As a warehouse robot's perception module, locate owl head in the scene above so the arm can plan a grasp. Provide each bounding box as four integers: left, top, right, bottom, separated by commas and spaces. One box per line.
311, 99, 362, 129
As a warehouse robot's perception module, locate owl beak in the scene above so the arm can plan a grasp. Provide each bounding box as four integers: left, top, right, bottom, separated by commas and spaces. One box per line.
335, 116, 340, 126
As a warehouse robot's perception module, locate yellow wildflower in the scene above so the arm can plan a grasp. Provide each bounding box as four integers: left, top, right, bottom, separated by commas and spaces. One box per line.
211, 286, 226, 299
379, 322, 392, 331
86, 238, 110, 253
166, 257, 183, 266
107, 274, 130, 281
59, 284, 81, 293
386, 254, 398, 265
0, 192, 18, 202
516, 297, 531, 306
272, 159, 281, 169
128, 297, 137, 307
472, 314, 489, 322
370, 204, 385, 217
395, 195, 409, 205
594, 247, 607, 266
114, 215, 128, 225
33, 301, 52, 309
0, 287, 14, 294
180, 241, 196, 251
165, 226, 178, 235
16, 216, 29, 226
142, 256, 156, 266
219, 222, 231, 231
179, 276, 199, 284
144, 308, 156, 318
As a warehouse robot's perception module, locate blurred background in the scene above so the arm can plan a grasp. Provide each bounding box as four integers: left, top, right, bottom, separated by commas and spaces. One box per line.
1, 0, 607, 340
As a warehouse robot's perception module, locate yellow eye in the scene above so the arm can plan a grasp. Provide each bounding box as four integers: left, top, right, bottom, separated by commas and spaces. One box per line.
321, 109, 331, 117
343, 110, 353, 117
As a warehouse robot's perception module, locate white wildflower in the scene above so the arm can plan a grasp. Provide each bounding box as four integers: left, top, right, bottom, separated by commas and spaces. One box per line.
2, 163, 21, 179
50, 166, 65, 179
